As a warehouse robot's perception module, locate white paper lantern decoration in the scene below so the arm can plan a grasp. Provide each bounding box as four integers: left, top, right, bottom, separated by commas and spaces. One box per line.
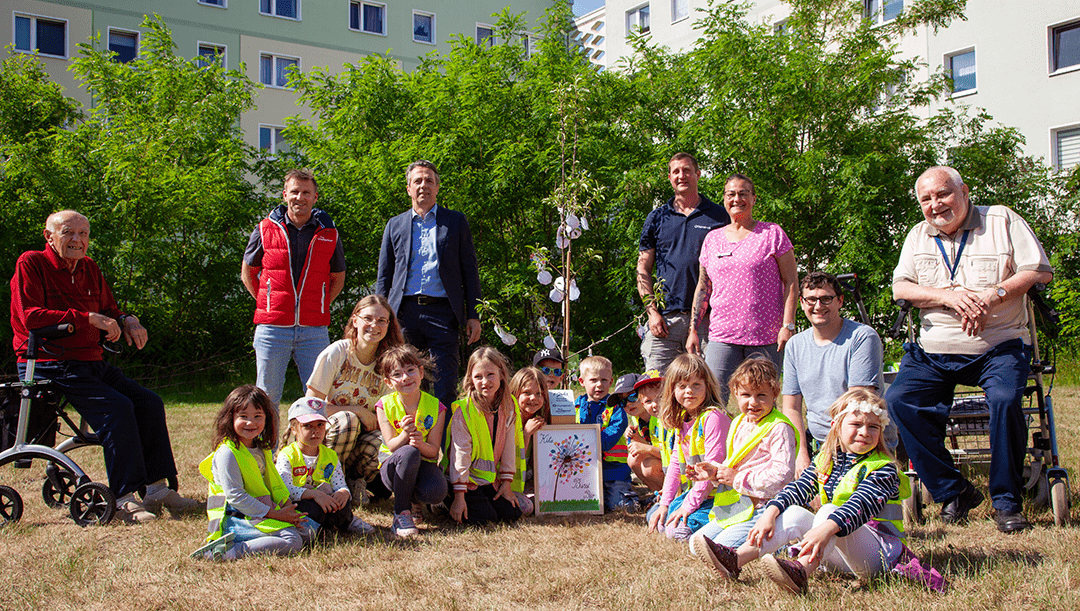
549, 287, 564, 303
543, 334, 559, 350
580, 217, 589, 231
565, 213, 580, 229
555, 233, 570, 249
537, 270, 553, 285
537, 316, 549, 329
553, 276, 565, 291
494, 324, 517, 346
568, 279, 580, 301
570, 227, 582, 240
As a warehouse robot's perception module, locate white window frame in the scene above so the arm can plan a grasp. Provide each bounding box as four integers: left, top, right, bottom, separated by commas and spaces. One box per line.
773, 18, 789, 35
945, 47, 977, 98
196, 41, 226, 68
412, 10, 435, 45
259, 52, 301, 89
349, 1, 387, 36
12, 12, 69, 59
260, 0, 301, 21
476, 23, 496, 46
1048, 16, 1080, 76
1050, 123, 1080, 172
259, 124, 289, 157
107, 27, 139, 64
627, 4, 650, 35
671, 0, 688, 24
864, 0, 903, 26
198, 0, 227, 8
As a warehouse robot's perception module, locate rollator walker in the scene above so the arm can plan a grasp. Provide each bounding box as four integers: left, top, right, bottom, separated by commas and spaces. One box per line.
0, 324, 115, 526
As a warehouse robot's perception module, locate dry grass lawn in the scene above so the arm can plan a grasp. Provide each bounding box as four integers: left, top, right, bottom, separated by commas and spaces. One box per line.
1, 386, 1078, 611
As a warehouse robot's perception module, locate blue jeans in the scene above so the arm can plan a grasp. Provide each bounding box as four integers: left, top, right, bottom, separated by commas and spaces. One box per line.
705, 341, 781, 405
885, 339, 1030, 512
646, 489, 716, 534
253, 324, 330, 405
21, 360, 177, 498
603, 479, 639, 512
696, 505, 766, 549
397, 298, 460, 411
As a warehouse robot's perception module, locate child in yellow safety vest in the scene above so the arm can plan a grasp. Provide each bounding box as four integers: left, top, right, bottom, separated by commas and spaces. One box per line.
624, 370, 670, 496
689, 388, 946, 595
274, 397, 374, 536
446, 346, 523, 526
190, 385, 306, 561
685, 358, 797, 550
374, 345, 448, 538
646, 353, 732, 540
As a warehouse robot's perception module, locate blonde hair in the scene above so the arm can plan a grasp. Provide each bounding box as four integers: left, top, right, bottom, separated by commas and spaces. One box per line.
659, 353, 724, 430
509, 366, 550, 423
460, 346, 514, 416
816, 388, 893, 478
578, 355, 612, 377
727, 358, 781, 401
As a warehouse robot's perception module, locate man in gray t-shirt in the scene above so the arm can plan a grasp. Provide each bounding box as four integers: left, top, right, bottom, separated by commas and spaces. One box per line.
781, 272, 887, 473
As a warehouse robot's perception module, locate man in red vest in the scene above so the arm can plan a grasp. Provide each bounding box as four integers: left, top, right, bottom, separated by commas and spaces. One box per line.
242, 169, 346, 405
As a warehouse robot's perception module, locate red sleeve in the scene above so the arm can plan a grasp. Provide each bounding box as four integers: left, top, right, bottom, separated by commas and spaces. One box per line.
11, 252, 91, 331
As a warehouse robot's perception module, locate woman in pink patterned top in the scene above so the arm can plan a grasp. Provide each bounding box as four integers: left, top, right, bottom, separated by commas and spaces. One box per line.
686, 174, 798, 404
305, 295, 404, 502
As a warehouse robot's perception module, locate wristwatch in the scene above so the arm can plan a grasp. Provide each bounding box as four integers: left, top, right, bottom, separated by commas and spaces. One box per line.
994, 285, 1007, 300
784, 323, 796, 332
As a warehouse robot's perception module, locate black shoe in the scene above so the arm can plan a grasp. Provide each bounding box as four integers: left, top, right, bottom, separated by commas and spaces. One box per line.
994, 509, 1032, 533
940, 482, 984, 524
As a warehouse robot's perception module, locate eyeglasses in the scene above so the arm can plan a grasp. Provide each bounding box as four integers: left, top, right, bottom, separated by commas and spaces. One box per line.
626, 391, 639, 403
801, 295, 837, 305
539, 366, 564, 378
723, 189, 753, 199
359, 315, 390, 327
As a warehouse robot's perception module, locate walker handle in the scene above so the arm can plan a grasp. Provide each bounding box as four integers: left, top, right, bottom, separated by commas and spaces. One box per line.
26, 324, 75, 360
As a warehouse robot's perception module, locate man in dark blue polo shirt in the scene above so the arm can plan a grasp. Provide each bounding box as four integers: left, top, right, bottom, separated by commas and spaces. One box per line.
636, 153, 730, 373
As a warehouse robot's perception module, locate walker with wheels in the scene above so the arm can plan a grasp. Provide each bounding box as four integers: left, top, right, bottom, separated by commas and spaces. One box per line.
0, 324, 115, 526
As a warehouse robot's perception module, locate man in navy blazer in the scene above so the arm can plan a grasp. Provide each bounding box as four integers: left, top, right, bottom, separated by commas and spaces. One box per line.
376, 160, 482, 408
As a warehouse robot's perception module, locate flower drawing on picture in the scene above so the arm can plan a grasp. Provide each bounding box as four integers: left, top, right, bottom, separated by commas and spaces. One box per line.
548, 434, 591, 501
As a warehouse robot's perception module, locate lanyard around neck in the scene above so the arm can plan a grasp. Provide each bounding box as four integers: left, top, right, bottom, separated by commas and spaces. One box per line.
934, 229, 970, 281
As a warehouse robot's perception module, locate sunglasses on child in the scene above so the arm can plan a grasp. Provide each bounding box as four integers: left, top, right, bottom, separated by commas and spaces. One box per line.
540, 366, 564, 378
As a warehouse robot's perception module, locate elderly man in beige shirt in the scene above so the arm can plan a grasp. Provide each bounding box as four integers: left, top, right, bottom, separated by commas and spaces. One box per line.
885, 166, 1053, 534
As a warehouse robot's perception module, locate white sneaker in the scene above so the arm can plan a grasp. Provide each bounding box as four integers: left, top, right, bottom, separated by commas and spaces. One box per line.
392, 512, 419, 538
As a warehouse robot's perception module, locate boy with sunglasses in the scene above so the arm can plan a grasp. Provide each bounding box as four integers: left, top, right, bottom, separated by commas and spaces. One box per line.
780, 272, 889, 474
532, 348, 567, 390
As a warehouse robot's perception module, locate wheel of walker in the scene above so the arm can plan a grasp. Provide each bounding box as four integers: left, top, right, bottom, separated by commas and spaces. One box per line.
69, 482, 116, 526
42, 464, 78, 509
0, 485, 24, 525
903, 476, 925, 526
1050, 478, 1069, 527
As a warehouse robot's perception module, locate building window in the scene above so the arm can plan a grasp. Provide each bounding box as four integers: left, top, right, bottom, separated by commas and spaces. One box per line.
865, 0, 903, 25
1050, 20, 1080, 73
198, 0, 226, 7
197, 43, 226, 68
521, 33, 531, 58
413, 11, 434, 44
476, 24, 495, 46
259, 53, 299, 88
671, 0, 688, 23
1053, 126, 1080, 171
627, 4, 650, 34
108, 29, 138, 63
350, 1, 385, 35
946, 48, 976, 94
259, 125, 290, 156
773, 18, 789, 35
260, 0, 299, 20
13, 14, 67, 58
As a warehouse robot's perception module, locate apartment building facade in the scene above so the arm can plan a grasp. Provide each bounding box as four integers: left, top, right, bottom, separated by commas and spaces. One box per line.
591, 0, 1080, 171
6, 0, 555, 152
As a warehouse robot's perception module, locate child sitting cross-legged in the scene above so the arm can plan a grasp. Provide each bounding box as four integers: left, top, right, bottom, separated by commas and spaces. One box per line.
686, 358, 796, 551
274, 397, 375, 537
688, 388, 945, 595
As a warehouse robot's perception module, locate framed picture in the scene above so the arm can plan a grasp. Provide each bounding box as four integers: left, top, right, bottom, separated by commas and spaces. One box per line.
533, 424, 604, 515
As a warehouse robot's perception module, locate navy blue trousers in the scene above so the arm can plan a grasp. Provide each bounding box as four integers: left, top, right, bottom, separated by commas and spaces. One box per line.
396, 298, 461, 411
22, 360, 178, 498
885, 339, 1030, 512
